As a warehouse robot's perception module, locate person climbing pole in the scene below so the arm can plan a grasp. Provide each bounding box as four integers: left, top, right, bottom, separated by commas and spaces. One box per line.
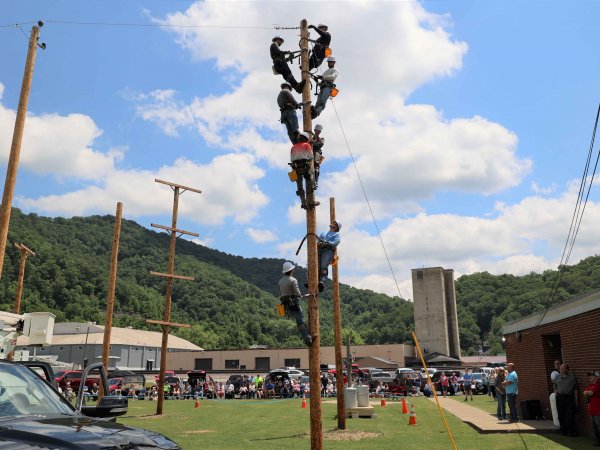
317, 220, 341, 292
279, 261, 312, 346
311, 57, 339, 119
312, 124, 325, 189
308, 23, 331, 70
290, 131, 319, 210
270, 35, 306, 94
278, 82, 303, 144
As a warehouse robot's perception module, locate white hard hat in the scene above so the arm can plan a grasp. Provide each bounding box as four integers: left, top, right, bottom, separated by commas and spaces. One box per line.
314, 124, 323, 131
318, 24, 328, 29
333, 220, 341, 230
273, 35, 284, 42
281, 82, 292, 89
298, 131, 310, 140
327, 56, 336, 63
282, 261, 295, 273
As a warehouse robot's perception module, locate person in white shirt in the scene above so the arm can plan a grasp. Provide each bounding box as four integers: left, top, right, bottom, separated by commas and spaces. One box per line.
311, 57, 339, 118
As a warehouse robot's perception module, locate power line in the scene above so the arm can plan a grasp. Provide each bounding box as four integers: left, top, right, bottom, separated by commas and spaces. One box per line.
1, 19, 296, 30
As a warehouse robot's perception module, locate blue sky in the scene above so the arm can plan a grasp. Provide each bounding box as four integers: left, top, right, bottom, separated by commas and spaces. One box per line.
2, 1, 600, 298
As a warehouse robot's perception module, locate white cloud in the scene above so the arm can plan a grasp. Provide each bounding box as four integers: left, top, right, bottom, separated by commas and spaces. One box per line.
246, 227, 277, 243
0, 83, 122, 180
17, 154, 269, 225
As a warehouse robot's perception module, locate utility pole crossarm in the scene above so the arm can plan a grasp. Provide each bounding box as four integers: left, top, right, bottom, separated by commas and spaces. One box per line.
154, 178, 202, 194
151, 223, 199, 237
14, 242, 35, 256
146, 319, 191, 329
149, 271, 195, 281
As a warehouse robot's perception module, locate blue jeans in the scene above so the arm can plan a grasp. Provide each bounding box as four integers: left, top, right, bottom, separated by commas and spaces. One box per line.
315, 85, 332, 115
280, 109, 299, 144
282, 298, 310, 342
318, 247, 334, 278
507, 393, 518, 421
496, 392, 507, 419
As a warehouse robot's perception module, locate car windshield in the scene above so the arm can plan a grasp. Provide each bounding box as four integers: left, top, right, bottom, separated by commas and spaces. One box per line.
472, 374, 483, 380
108, 378, 122, 386
0, 364, 74, 417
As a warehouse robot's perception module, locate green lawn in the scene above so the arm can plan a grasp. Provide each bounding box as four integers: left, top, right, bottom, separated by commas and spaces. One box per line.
117, 397, 598, 450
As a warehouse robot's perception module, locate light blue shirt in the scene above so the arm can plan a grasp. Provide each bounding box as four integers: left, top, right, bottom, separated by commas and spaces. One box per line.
319, 230, 340, 247
505, 371, 518, 395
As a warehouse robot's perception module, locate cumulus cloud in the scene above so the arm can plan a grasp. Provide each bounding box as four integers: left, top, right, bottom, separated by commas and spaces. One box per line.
18, 154, 269, 225
246, 227, 277, 243
0, 82, 122, 180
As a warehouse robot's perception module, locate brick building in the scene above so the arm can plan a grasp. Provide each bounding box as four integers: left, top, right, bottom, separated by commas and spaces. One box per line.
503, 289, 600, 437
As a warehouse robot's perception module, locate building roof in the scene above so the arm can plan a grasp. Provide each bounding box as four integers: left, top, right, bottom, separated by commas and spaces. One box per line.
461, 356, 506, 365
16, 322, 203, 351
503, 288, 600, 334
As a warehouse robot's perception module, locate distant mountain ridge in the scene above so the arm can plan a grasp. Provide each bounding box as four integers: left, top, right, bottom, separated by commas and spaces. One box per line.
2, 208, 599, 354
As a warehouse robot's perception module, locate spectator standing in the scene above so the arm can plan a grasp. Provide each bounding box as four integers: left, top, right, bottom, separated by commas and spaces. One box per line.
423, 382, 432, 398
551, 360, 562, 384
583, 370, 600, 447
494, 368, 507, 420
489, 370, 497, 398
440, 372, 449, 398
463, 369, 474, 401
554, 363, 578, 436
450, 373, 459, 395
503, 363, 519, 422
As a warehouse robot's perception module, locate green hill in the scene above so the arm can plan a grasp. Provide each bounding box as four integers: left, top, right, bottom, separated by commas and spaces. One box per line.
2, 208, 599, 354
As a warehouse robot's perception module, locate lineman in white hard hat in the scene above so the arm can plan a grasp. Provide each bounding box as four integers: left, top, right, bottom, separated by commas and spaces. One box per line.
308, 23, 331, 70
278, 262, 312, 346
270, 35, 306, 94
312, 124, 325, 189
290, 132, 320, 210
311, 56, 339, 119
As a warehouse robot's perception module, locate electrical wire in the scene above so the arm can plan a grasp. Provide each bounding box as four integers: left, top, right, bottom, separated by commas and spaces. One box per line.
1, 19, 296, 30
531, 103, 600, 328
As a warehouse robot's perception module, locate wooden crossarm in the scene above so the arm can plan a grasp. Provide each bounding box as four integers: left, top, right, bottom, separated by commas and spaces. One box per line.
151, 223, 200, 237
14, 242, 35, 256
145, 319, 191, 328
155, 178, 202, 194
149, 271, 195, 281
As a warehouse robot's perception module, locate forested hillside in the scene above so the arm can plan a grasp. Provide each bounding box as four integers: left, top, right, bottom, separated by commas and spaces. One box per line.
2, 209, 599, 354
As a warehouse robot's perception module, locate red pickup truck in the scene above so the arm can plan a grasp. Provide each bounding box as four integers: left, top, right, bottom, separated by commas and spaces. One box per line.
54, 370, 99, 390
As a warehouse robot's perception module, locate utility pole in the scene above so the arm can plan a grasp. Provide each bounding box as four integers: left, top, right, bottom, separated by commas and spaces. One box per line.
100, 202, 123, 400
0, 24, 42, 280
13, 242, 35, 314
300, 19, 322, 450
149, 179, 199, 415
330, 197, 345, 429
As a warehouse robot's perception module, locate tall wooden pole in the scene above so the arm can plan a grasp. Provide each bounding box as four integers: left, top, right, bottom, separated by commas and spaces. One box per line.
99, 202, 122, 400
330, 198, 345, 429
0, 26, 40, 281
300, 19, 322, 450
13, 243, 35, 314
157, 187, 179, 415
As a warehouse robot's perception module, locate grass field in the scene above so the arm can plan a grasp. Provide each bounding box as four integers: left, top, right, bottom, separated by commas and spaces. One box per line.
118, 396, 598, 449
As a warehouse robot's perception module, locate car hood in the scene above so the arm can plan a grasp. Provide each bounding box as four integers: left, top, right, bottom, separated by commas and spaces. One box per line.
0, 414, 180, 449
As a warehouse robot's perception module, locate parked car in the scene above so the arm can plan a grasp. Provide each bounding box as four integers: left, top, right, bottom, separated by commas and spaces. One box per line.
186, 370, 210, 388
107, 369, 135, 379
0, 360, 180, 449
120, 375, 147, 396
155, 370, 175, 382
54, 370, 99, 390
271, 367, 305, 380
430, 370, 462, 395
225, 374, 245, 393
369, 371, 395, 388
470, 373, 486, 394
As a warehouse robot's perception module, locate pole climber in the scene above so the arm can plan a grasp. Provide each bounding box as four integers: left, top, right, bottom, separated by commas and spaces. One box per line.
278, 261, 313, 346
311, 57, 339, 119
308, 24, 331, 70
278, 82, 303, 144
290, 132, 320, 210
270, 35, 306, 94
312, 124, 325, 189
317, 220, 341, 292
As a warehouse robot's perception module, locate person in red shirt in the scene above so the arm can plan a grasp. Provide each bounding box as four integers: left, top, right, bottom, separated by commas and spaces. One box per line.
290, 132, 319, 209
583, 370, 600, 446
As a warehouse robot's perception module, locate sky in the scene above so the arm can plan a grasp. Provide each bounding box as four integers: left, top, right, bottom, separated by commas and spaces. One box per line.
2, 1, 600, 299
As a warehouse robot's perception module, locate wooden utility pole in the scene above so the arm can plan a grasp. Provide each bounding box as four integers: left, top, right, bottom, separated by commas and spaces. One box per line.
13, 242, 35, 314
330, 198, 345, 429
0, 25, 41, 281
149, 179, 199, 415
99, 202, 123, 400
300, 19, 322, 450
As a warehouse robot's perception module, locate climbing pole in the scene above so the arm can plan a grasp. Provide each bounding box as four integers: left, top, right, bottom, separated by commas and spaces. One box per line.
300, 18, 323, 450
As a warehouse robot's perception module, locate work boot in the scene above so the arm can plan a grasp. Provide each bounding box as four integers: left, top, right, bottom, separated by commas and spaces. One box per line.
304, 334, 313, 346
301, 200, 307, 210
308, 200, 320, 209
304, 282, 309, 289
295, 79, 306, 94
311, 105, 318, 119
318, 282, 324, 292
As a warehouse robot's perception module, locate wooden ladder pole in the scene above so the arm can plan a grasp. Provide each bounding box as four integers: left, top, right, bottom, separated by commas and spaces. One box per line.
0, 25, 40, 280
99, 202, 123, 400
13, 243, 35, 315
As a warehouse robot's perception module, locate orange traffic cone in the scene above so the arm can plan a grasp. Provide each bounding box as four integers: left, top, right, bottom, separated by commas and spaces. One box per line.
195, 398, 200, 408
408, 404, 417, 425
380, 397, 387, 407
402, 397, 408, 414
301, 394, 307, 409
